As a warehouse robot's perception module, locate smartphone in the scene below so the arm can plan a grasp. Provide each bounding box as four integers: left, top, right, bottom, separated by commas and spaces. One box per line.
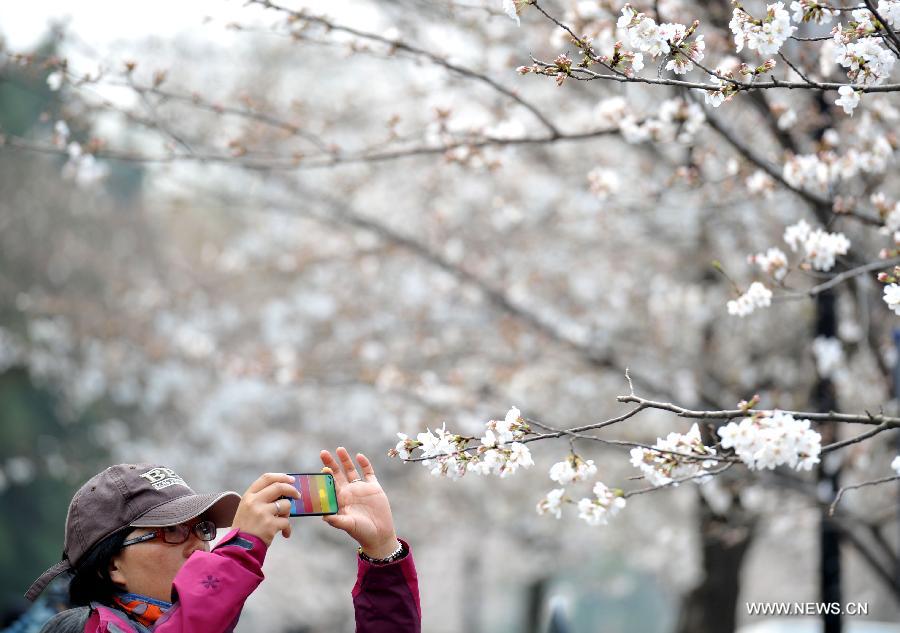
283, 473, 339, 516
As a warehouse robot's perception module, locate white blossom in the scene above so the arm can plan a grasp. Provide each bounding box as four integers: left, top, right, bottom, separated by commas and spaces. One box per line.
800, 228, 850, 271
746, 170, 775, 198
61, 142, 109, 189
783, 219, 811, 251
587, 167, 620, 200
784, 220, 850, 271
618, 5, 703, 73
834, 33, 896, 86
727, 282, 773, 317
892, 455, 900, 475
878, 0, 900, 26
595, 96, 628, 128
629, 423, 718, 486
790, 0, 835, 24
750, 247, 788, 281
717, 411, 821, 471
536, 488, 565, 518
811, 336, 843, 378
576, 482, 626, 526
884, 283, 900, 316
835, 86, 860, 115
502, 0, 520, 26
549, 454, 597, 484
46, 71, 63, 91
730, 2, 796, 56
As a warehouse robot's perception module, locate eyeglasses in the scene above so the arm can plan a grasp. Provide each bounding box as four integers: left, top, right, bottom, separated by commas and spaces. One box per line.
121, 520, 217, 548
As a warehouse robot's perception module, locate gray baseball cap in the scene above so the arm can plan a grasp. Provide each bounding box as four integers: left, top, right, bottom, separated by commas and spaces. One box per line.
25, 463, 241, 602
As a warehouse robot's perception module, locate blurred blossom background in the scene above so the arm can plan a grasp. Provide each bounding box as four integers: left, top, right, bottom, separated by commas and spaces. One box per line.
1, 1, 899, 632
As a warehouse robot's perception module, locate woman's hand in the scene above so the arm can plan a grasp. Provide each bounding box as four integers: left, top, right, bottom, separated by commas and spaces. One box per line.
320, 447, 400, 558
231, 473, 301, 546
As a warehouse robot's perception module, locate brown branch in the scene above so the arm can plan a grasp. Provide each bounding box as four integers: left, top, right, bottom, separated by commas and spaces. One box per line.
776, 257, 900, 301
829, 474, 900, 515
616, 394, 900, 426
821, 420, 900, 453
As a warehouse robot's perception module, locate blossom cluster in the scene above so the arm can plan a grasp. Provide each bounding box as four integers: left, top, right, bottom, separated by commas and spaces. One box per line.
702, 59, 776, 108
587, 167, 620, 200
50, 120, 109, 188
717, 411, 822, 471
549, 453, 597, 484
789, 0, 835, 25
783, 219, 850, 272
884, 284, 900, 316
629, 423, 718, 486
833, 10, 897, 85
617, 5, 705, 75
727, 281, 773, 317
782, 139, 894, 190
391, 407, 534, 478
729, 2, 796, 56
749, 247, 788, 281
577, 482, 627, 526
595, 96, 705, 145
536, 481, 626, 526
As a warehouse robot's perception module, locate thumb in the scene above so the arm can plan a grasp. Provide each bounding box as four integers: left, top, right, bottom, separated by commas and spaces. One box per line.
322, 513, 354, 533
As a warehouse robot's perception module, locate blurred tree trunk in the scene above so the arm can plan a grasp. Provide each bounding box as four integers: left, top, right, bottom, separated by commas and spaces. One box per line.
674, 500, 756, 633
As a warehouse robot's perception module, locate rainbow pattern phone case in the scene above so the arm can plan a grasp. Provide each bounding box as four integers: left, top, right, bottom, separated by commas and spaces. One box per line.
285, 473, 338, 516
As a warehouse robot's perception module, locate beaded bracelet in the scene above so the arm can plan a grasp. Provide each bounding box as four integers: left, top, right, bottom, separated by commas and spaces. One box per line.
357, 539, 406, 565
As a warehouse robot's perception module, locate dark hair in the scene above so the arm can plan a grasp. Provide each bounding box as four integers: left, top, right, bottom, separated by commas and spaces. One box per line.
67, 528, 130, 606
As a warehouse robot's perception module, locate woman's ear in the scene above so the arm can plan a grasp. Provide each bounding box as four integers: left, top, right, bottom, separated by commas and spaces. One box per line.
108, 552, 127, 589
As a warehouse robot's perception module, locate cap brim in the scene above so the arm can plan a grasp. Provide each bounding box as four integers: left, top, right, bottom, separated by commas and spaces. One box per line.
25, 559, 71, 602
131, 491, 241, 528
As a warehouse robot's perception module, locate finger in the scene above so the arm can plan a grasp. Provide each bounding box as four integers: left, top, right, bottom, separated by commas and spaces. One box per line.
256, 481, 301, 503
337, 446, 362, 483
275, 518, 291, 539
322, 513, 354, 533
272, 498, 293, 517
356, 453, 378, 482
320, 450, 348, 486
248, 473, 293, 494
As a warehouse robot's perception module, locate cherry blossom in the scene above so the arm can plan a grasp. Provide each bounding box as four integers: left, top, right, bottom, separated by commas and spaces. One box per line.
811, 336, 844, 379
892, 455, 900, 475
884, 283, 900, 316
879, 0, 900, 27
782, 220, 850, 272
576, 482, 627, 526
726, 282, 773, 317
536, 488, 565, 519
502, 0, 521, 26
789, 0, 835, 25
746, 170, 775, 198
835, 86, 861, 116
629, 423, 718, 486
749, 247, 788, 281
587, 167, 620, 200
548, 454, 597, 485
833, 25, 896, 86
717, 411, 821, 471
617, 5, 704, 75
46, 71, 63, 91
729, 2, 796, 56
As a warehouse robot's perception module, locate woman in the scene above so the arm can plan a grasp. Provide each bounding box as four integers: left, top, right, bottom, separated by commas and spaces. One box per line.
26, 448, 420, 633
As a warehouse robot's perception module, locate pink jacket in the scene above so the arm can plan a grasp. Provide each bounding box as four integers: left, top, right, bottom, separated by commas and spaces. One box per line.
83, 530, 420, 633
